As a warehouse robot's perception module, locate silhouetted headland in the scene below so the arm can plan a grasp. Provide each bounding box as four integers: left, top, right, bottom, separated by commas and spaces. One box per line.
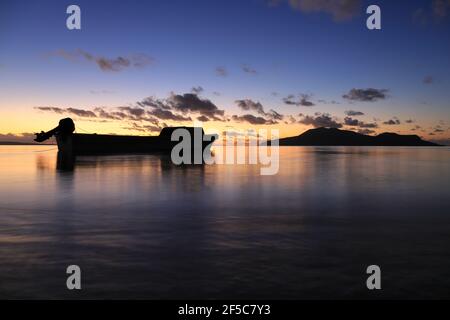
276, 127, 440, 146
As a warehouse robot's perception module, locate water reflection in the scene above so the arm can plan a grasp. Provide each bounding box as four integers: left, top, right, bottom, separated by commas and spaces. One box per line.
0, 146, 450, 299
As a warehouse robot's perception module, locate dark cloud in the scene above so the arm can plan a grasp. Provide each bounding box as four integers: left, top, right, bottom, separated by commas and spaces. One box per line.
53, 49, 153, 72
232, 114, 277, 125
345, 110, 364, 116
66, 107, 97, 118
267, 109, 284, 121
235, 99, 266, 115
191, 86, 204, 94
343, 88, 388, 102
299, 113, 342, 128
137, 96, 171, 110
344, 117, 359, 126
358, 122, 378, 128
197, 115, 210, 122
343, 117, 378, 128
405, 119, 415, 124
283, 94, 315, 106
167, 93, 225, 120
433, 0, 450, 18
383, 118, 401, 125
215, 67, 227, 77
242, 65, 257, 74
423, 75, 434, 84
287, 0, 361, 22
148, 108, 191, 122
118, 106, 146, 118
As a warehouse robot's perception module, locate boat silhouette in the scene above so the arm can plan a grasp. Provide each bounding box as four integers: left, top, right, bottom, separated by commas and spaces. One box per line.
35, 118, 217, 167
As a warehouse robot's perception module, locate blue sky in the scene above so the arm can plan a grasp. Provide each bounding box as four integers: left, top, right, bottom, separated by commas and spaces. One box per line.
0, 0, 449, 142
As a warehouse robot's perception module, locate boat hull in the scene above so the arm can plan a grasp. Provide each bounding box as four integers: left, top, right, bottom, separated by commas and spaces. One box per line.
56, 131, 216, 159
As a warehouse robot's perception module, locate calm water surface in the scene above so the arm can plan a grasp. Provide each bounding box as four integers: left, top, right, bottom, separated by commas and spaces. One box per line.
0, 145, 449, 299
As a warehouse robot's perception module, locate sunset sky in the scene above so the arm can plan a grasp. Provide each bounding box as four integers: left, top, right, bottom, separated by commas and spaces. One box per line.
0, 0, 449, 144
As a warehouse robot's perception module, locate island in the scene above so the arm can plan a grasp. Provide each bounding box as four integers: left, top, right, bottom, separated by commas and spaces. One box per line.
275, 127, 440, 146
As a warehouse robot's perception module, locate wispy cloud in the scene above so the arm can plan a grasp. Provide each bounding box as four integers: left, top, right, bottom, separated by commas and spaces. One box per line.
191, 86, 204, 94
383, 117, 401, 125
241, 64, 257, 74
283, 94, 315, 106
52, 49, 154, 72
274, 0, 362, 22
232, 114, 277, 125
423, 75, 434, 84
215, 66, 228, 77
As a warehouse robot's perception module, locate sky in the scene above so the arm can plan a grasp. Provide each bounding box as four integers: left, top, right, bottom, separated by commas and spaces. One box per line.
0, 0, 449, 143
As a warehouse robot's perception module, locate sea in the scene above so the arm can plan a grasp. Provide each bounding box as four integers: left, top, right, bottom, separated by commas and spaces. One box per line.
0, 145, 449, 299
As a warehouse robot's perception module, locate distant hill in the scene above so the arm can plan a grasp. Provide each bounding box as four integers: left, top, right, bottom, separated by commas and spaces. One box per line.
276, 127, 440, 146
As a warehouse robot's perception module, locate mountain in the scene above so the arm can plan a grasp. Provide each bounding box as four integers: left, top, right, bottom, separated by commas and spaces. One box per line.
276, 127, 440, 146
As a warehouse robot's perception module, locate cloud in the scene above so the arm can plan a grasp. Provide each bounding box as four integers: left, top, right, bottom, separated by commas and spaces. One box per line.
423, 75, 434, 84
283, 94, 315, 106
343, 117, 378, 128
343, 117, 359, 126
148, 108, 191, 122
197, 115, 210, 122
117, 106, 146, 118
412, 0, 450, 24
405, 119, 415, 124
299, 113, 342, 128
235, 99, 285, 121
383, 118, 401, 125
191, 86, 204, 94
287, 0, 361, 22
35, 106, 96, 118
66, 107, 97, 118
432, 0, 450, 18
35, 106, 65, 114
267, 109, 284, 121
343, 88, 388, 102
235, 99, 266, 115
215, 67, 227, 77
0, 133, 37, 144
232, 114, 277, 125
345, 110, 364, 116
242, 65, 257, 74
137, 96, 171, 110
167, 93, 225, 120
53, 49, 154, 72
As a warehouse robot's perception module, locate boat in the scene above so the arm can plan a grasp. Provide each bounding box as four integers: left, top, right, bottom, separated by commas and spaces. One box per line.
34, 118, 217, 160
